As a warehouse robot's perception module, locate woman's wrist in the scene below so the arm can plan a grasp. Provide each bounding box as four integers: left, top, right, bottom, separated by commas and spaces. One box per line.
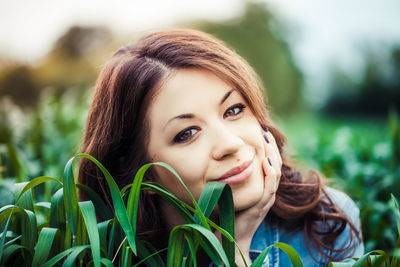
235, 239, 252, 267
235, 250, 252, 267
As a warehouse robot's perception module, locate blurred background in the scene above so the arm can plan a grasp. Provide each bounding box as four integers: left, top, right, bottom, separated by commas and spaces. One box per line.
0, 0, 399, 254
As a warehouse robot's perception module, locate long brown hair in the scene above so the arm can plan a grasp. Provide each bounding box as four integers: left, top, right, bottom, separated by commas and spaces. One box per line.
78, 29, 361, 262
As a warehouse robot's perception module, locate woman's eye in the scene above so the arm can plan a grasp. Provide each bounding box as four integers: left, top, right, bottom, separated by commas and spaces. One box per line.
223, 103, 246, 119
173, 127, 199, 143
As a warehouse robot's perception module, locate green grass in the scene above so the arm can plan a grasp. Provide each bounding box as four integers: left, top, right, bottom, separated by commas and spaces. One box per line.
0, 153, 307, 266
0, 153, 399, 266
276, 110, 400, 253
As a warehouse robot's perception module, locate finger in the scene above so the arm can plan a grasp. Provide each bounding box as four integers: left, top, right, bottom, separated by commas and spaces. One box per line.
262, 155, 280, 194
263, 131, 282, 167
263, 135, 281, 181
261, 157, 278, 202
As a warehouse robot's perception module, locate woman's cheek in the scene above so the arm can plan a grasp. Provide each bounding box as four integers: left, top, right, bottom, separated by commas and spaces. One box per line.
168, 149, 207, 186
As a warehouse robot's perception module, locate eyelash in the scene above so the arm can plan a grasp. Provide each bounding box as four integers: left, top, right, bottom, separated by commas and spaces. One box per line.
173, 103, 247, 143
223, 103, 246, 119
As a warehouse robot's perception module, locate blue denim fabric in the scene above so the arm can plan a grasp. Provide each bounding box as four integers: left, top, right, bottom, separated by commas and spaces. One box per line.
249, 187, 364, 266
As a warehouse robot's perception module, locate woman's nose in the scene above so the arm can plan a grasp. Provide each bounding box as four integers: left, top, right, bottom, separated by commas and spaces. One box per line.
210, 124, 244, 160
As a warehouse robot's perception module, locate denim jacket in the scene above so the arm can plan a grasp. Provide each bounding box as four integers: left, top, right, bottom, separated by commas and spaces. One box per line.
249, 187, 364, 266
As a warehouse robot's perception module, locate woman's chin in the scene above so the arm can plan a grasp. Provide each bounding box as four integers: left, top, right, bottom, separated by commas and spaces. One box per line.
233, 191, 264, 212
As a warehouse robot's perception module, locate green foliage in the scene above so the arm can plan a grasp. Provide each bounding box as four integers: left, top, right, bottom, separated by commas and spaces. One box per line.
1, 152, 399, 266
0, 153, 307, 266
278, 110, 400, 253
1, 81, 399, 265
0, 89, 89, 206
326, 45, 400, 114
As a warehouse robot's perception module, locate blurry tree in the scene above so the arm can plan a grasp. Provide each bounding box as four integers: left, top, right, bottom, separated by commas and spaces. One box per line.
35, 25, 114, 92
325, 45, 400, 115
0, 25, 114, 108
0, 64, 39, 107
193, 2, 303, 114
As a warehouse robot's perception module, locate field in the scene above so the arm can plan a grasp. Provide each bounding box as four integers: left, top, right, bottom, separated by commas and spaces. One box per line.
0, 91, 399, 266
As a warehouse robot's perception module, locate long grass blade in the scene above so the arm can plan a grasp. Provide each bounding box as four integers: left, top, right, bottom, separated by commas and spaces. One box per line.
328, 262, 352, 267
349, 250, 387, 267
0, 210, 13, 263
126, 163, 153, 244
123, 246, 133, 267
79, 201, 101, 267
41, 245, 90, 267
184, 232, 198, 267
251, 246, 272, 267
35, 202, 51, 209
141, 182, 195, 223
101, 257, 114, 267
32, 227, 59, 267
196, 182, 224, 219
169, 224, 230, 267
194, 182, 235, 266
1, 244, 32, 265
273, 242, 303, 267
77, 183, 113, 221
107, 219, 116, 259
167, 226, 186, 267
14, 182, 34, 211
192, 230, 221, 266
23, 209, 38, 254
391, 194, 400, 236
4, 235, 21, 247
5, 143, 26, 182
98, 219, 113, 255
153, 162, 210, 230
133, 246, 167, 267
217, 184, 235, 266
63, 157, 80, 237
0, 205, 38, 257
75, 208, 88, 249
136, 239, 166, 267
67, 153, 137, 254
61, 246, 86, 267
15, 176, 62, 203
50, 188, 66, 230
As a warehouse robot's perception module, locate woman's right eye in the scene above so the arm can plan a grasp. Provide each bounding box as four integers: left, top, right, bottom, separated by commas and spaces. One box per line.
173, 127, 199, 143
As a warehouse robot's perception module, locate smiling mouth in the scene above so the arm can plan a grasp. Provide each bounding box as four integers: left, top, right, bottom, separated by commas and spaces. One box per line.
214, 156, 255, 185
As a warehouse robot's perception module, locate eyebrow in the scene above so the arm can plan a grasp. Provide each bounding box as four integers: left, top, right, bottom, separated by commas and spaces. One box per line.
163, 89, 235, 131
220, 89, 234, 105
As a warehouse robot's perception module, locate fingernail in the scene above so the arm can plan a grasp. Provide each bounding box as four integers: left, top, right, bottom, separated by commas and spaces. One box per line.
261, 125, 269, 132
267, 157, 272, 166
263, 133, 270, 144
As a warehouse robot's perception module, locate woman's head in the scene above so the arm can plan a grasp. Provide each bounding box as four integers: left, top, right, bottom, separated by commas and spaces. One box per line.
79, 29, 285, 210
79, 29, 360, 260
147, 68, 269, 211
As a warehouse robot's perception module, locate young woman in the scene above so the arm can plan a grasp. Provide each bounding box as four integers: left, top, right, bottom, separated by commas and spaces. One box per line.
78, 29, 364, 266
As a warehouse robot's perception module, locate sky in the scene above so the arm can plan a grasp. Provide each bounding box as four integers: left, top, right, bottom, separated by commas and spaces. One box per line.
1, 0, 399, 106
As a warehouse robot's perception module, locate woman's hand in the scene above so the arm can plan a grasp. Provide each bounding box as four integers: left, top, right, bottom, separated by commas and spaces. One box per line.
234, 126, 282, 266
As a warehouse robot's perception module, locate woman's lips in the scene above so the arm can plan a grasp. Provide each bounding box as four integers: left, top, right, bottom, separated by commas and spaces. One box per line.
215, 158, 254, 184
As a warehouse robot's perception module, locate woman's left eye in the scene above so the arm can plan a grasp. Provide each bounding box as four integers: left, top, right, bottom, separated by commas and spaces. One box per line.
223, 103, 246, 119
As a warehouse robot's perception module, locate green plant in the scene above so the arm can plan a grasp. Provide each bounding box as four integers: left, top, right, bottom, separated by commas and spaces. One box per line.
278, 110, 400, 253
329, 194, 400, 267
0, 154, 303, 266
1, 89, 399, 266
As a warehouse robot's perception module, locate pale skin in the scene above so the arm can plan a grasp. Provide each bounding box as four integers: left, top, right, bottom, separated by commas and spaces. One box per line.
147, 69, 282, 266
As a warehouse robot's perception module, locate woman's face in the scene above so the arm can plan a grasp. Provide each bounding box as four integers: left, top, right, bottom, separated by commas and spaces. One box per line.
147, 69, 267, 211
